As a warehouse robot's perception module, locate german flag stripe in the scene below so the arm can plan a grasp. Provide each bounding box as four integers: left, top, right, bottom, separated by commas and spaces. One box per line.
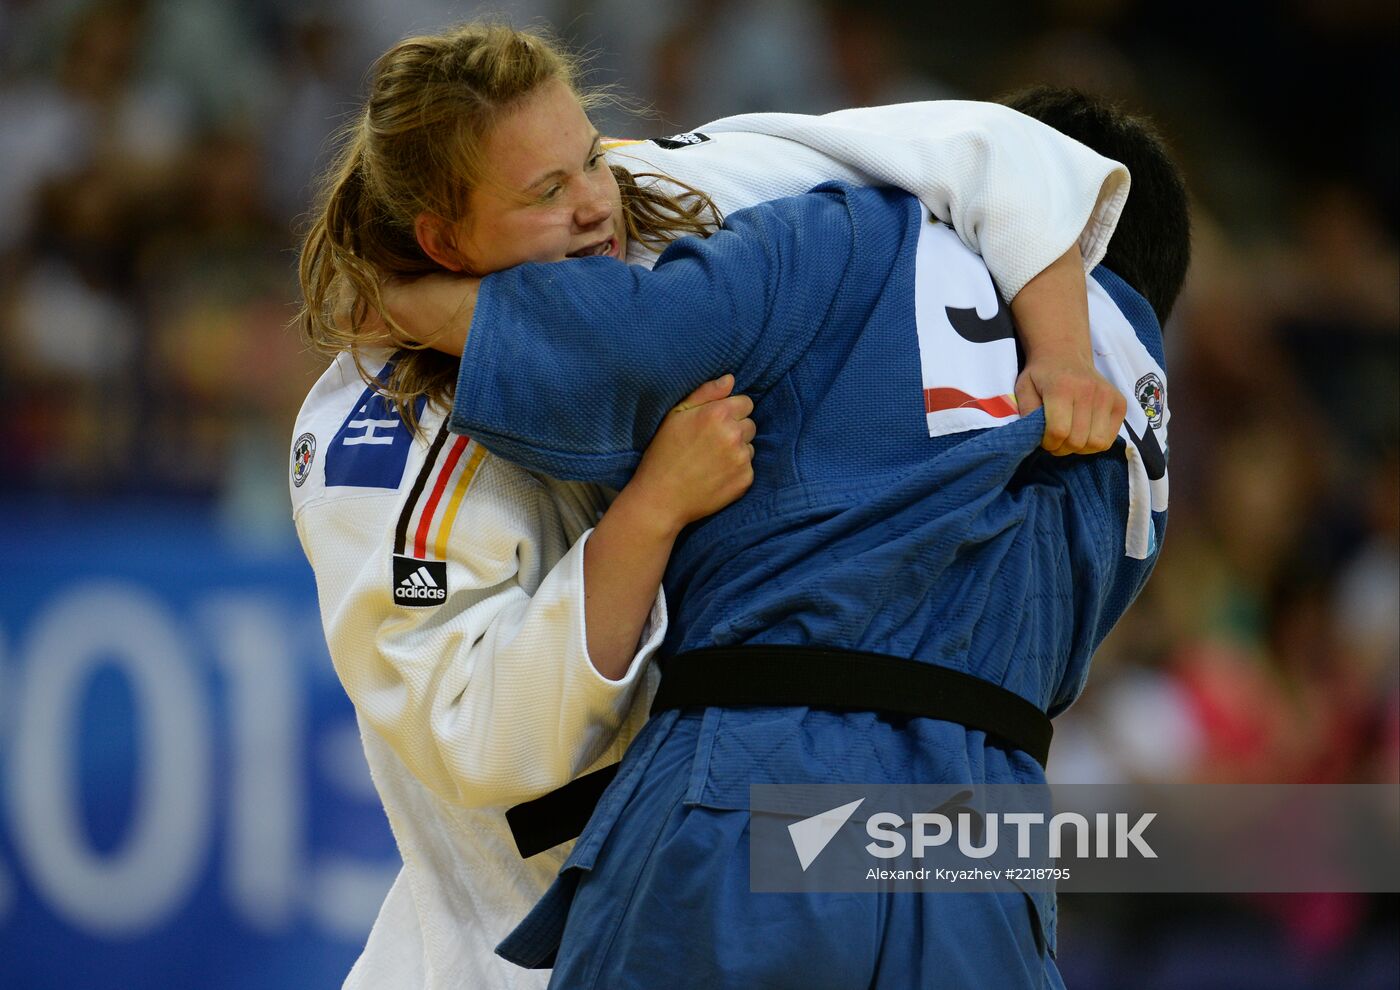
413, 436, 469, 559
602, 138, 645, 151
394, 421, 451, 555
395, 422, 492, 560
433, 443, 488, 560
924, 387, 1019, 419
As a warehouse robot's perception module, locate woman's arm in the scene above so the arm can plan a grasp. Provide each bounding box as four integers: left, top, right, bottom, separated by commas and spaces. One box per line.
1010, 243, 1127, 455
632, 100, 1135, 452
301, 459, 648, 809
297, 381, 754, 809
390, 248, 1124, 459
444, 188, 857, 488
582, 375, 754, 678
698, 100, 1129, 297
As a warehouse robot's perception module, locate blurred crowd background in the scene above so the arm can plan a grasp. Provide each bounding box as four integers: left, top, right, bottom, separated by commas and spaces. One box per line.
0, 0, 1395, 987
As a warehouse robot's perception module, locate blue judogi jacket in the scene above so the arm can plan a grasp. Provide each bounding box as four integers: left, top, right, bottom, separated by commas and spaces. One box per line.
451, 184, 1167, 957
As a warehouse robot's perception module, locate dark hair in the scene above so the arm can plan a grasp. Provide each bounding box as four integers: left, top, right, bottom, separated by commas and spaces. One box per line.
1003, 87, 1191, 326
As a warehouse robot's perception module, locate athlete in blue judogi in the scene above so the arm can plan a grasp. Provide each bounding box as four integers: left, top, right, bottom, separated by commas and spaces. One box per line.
451, 91, 1189, 989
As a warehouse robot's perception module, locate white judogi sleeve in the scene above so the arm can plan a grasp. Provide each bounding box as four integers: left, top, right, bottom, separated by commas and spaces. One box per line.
607, 100, 1129, 298
292, 352, 664, 810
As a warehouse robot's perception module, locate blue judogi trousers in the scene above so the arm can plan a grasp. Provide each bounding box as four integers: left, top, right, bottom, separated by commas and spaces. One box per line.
538, 714, 1065, 990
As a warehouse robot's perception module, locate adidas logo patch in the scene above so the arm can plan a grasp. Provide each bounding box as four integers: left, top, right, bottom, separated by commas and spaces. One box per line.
392, 555, 448, 606
651, 131, 710, 149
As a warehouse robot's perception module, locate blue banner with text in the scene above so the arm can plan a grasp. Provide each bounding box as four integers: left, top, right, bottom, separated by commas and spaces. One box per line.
0, 502, 396, 990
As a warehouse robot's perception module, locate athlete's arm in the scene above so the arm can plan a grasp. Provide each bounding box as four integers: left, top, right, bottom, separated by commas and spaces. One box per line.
442, 187, 857, 488
583, 375, 753, 678
393, 244, 1119, 463
643, 101, 1133, 453
1010, 244, 1127, 455
300, 390, 746, 807
392, 245, 1121, 460
298, 464, 661, 808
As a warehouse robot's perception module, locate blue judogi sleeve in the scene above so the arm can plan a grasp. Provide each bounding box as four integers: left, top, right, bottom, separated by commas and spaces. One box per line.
449, 185, 861, 489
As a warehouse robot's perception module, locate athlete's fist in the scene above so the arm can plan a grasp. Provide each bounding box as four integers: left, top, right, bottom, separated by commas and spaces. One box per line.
1015, 358, 1127, 456
627, 374, 756, 532
1007, 242, 1127, 455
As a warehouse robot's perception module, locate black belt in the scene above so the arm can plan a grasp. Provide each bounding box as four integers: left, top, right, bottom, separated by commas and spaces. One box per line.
505, 645, 1052, 857
651, 646, 1052, 767
505, 763, 620, 859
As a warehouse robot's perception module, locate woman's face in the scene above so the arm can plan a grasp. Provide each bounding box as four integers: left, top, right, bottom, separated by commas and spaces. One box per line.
447, 79, 627, 273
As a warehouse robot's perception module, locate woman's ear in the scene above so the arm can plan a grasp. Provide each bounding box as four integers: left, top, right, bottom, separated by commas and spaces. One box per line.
415, 213, 466, 272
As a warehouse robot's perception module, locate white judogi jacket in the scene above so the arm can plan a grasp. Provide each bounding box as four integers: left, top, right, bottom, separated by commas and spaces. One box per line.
289, 101, 1129, 990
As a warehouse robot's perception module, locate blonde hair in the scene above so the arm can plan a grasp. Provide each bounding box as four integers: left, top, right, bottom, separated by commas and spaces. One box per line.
298, 22, 720, 431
